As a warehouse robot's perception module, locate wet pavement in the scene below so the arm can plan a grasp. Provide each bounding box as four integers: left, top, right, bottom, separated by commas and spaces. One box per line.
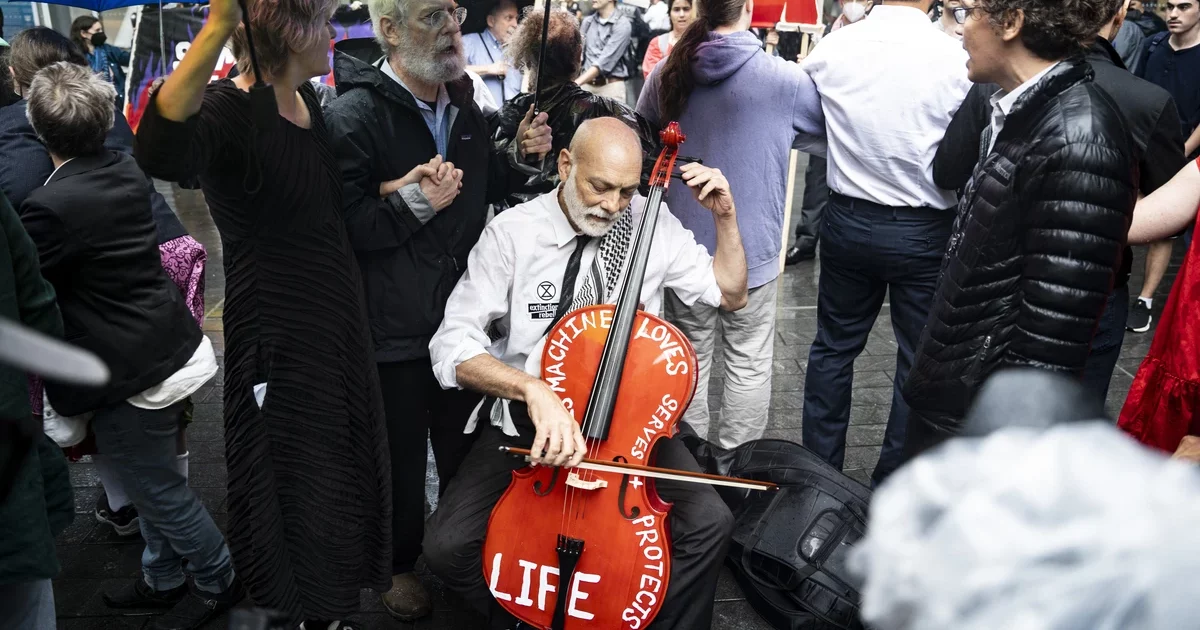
52, 155, 1170, 629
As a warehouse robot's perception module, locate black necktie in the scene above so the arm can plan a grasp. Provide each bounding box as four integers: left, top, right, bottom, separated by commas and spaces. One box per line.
547, 235, 591, 333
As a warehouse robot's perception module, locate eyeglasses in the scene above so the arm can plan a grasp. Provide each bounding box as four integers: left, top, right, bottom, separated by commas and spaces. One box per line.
421, 6, 468, 30
951, 6, 980, 24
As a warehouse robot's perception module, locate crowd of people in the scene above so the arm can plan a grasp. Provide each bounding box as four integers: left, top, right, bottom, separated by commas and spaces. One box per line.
1, 0, 1200, 629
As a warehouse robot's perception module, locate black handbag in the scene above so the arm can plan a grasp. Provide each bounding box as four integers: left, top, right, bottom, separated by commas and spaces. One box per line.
683, 435, 871, 630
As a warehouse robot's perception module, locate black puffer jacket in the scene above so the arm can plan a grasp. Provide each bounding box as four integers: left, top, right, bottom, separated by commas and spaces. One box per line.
325, 49, 520, 362
492, 82, 660, 205
903, 59, 1137, 441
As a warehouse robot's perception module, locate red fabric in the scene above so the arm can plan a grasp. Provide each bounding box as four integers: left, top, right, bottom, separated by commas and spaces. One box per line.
1118, 209, 1200, 452
643, 34, 674, 79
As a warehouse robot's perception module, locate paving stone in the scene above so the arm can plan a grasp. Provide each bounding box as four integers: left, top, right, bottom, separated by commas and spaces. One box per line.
188, 439, 226, 464
57, 542, 143, 580
850, 405, 889, 426
845, 469, 873, 486
57, 514, 97, 545
72, 487, 102, 514
187, 421, 225, 442
851, 387, 895, 406
844, 446, 882, 472
69, 463, 100, 489
770, 376, 803, 392
847, 424, 887, 447
854, 370, 894, 389
767, 409, 803, 431
191, 402, 222, 424
712, 599, 773, 629
768, 391, 805, 410
771, 359, 804, 375
188, 463, 228, 489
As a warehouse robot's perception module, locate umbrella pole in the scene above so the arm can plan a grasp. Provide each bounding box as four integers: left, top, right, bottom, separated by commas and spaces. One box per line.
531, 0, 552, 114
159, 0, 166, 76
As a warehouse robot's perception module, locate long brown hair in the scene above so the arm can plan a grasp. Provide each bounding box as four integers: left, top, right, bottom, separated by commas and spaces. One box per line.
656, 0, 745, 122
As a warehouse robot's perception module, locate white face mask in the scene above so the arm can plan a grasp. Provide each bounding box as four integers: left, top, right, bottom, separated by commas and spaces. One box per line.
842, 0, 866, 23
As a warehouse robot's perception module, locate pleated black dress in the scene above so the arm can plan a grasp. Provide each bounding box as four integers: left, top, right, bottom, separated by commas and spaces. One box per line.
136, 80, 391, 620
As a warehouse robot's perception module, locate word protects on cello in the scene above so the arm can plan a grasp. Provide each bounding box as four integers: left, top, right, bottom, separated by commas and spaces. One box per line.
487, 511, 668, 628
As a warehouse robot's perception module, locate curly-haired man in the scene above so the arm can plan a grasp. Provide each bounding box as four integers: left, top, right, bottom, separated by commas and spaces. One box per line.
901, 0, 1139, 458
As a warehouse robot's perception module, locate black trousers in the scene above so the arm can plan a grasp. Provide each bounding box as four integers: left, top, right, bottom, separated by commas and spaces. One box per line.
377, 360, 482, 575
423, 422, 734, 629
1080, 285, 1129, 408
792, 155, 829, 254
802, 194, 953, 486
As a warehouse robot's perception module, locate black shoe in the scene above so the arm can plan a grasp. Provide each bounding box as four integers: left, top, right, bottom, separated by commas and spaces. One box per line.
1127, 298, 1153, 333
152, 578, 245, 630
102, 578, 187, 609
785, 245, 815, 266
95, 494, 141, 537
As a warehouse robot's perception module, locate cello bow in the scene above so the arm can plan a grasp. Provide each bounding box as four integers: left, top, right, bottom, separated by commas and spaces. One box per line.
499, 447, 779, 492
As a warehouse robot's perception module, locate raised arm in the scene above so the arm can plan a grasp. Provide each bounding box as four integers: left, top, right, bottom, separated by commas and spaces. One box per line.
153, 0, 241, 122
135, 0, 245, 181
1129, 158, 1200, 244
678, 163, 747, 311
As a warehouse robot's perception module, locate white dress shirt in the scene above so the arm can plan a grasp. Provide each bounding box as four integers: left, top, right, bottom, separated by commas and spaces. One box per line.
801, 4, 971, 210
985, 62, 1060, 156
643, 1, 671, 31
429, 189, 723, 435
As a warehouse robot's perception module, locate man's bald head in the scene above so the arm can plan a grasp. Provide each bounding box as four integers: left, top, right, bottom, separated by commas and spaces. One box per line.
568, 117, 642, 168
557, 118, 645, 235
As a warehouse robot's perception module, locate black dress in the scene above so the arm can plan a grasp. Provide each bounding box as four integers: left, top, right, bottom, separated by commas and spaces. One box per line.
136, 80, 391, 620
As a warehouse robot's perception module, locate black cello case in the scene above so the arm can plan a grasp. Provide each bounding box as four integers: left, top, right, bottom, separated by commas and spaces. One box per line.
681, 430, 870, 630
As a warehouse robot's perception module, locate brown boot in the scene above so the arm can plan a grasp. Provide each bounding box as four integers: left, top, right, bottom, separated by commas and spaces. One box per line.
380, 573, 432, 621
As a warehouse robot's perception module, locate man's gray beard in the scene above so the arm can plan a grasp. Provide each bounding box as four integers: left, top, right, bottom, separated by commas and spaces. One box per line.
396, 34, 465, 84
563, 170, 623, 238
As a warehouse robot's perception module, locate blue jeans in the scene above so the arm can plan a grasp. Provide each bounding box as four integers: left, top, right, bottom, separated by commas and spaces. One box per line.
0, 579, 55, 629
802, 194, 953, 486
91, 401, 234, 593
1081, 285, 1129, 408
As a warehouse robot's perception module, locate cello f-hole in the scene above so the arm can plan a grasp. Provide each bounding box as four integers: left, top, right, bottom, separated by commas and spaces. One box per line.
534, 467, 560, 497
615, 456, 642, 521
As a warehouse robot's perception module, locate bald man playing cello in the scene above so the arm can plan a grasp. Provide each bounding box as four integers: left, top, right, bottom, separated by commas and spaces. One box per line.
425, 118, 747, 629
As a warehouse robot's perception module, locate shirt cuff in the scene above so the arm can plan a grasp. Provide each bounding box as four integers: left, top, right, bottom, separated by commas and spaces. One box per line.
433, 343, 490, 390
700, 280, 723, 309
393, 183, 436, 224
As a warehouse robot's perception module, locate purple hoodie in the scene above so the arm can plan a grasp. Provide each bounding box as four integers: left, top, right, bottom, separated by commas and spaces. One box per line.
637, 30, 824, 289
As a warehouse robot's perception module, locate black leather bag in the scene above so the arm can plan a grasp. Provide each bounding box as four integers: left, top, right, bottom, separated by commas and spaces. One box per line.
682, 434, 871, 630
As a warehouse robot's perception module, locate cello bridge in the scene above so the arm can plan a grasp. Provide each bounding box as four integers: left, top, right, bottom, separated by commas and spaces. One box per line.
566, 471, 607, 491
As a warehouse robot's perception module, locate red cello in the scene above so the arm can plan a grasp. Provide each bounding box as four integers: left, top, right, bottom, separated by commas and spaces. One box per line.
483, 123, 776, 630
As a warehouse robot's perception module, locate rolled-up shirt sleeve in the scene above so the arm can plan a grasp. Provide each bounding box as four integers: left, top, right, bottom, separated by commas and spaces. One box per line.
659, 206, 722, 308
429, 220, 515, 389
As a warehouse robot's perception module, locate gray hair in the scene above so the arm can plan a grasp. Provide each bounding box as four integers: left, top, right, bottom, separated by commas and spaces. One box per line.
26, 61, 115, 159
368, 0, 411, 49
